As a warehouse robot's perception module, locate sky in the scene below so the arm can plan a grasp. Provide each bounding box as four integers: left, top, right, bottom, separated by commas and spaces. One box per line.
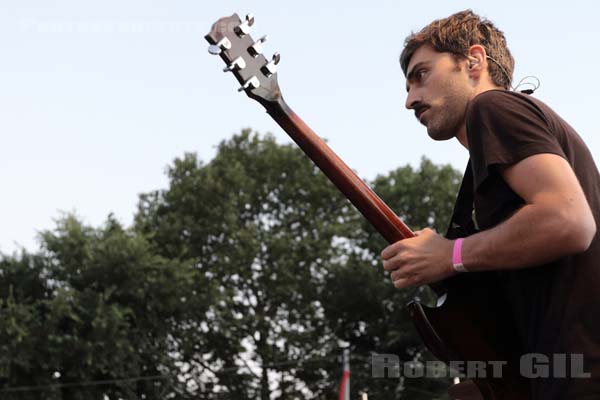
1, 0, 599, 254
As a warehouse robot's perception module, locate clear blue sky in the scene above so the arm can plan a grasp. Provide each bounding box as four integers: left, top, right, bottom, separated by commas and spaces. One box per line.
1, 0, 599, 253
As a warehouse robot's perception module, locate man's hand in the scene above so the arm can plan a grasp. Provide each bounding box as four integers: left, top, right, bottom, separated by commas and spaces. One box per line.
381, 228, 457, 289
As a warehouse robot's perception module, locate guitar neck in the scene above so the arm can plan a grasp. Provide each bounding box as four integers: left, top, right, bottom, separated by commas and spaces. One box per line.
266, 97, 414, 244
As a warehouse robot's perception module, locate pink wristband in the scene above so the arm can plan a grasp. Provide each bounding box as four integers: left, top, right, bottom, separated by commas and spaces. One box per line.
452, 238, 468, 273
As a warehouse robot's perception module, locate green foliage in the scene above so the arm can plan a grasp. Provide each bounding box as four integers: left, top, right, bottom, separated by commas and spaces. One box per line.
136, 130, 361, 399
136, 131, 461, 399
357, 158, 463, 255
0, 215, 209, 399
0, 130, 461, 399
321, 158, 462, 399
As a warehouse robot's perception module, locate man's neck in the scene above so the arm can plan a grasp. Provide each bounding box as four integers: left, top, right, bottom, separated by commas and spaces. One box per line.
455, 84, 505, 150
456, 127, 469, 149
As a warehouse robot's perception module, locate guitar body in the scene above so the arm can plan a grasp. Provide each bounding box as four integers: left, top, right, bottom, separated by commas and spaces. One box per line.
409, 273, 530, 399
205, 13, 531, 399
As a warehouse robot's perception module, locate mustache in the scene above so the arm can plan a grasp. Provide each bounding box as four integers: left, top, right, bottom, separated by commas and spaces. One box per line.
413, 104, 430, 119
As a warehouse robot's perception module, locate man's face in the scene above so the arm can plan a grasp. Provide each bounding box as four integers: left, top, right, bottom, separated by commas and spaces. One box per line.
404, 45, 472, 141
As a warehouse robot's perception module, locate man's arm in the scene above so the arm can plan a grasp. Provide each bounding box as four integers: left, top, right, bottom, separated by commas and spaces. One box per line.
381, 153, 596, 289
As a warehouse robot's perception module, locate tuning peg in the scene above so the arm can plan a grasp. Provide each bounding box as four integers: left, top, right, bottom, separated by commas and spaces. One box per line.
248, 35, 267, 57
272, 52, 281, 65
238, 76, 260, 92
207, 37, 232, 55
261, 52, 280, 77
223, 56, 247, 72
235, 14, 254, 37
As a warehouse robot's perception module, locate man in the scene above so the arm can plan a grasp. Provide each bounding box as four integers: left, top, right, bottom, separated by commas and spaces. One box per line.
381, 9, 600, 399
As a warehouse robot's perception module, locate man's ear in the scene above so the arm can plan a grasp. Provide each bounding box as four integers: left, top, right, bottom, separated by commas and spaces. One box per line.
466, 45, 487, 77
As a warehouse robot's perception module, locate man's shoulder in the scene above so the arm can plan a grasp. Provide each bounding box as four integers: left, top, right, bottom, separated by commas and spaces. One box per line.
467, 89, 550, 127
469, 89, 531, 111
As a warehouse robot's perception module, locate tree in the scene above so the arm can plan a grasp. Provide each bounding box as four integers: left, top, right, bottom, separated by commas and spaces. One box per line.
321, 158, 462, 399
136, 131, 462, 399
0, 215, 211, 400
0, 130, 462, 399
136, 130, 361, 399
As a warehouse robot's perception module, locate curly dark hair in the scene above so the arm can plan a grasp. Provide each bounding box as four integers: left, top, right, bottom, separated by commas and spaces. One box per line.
399, 10, 514, 89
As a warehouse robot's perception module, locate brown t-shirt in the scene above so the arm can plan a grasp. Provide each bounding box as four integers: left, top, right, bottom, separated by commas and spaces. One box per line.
456, 90, 600, 399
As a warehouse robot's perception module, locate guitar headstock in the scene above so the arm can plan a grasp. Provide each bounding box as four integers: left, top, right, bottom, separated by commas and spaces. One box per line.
205, 14, 282, 107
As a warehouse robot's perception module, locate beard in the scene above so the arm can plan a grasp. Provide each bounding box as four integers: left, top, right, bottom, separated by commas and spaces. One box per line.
422, 78, 471, 141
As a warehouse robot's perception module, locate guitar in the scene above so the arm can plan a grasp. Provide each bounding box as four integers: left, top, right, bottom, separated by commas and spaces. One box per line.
205, 13, 529, 400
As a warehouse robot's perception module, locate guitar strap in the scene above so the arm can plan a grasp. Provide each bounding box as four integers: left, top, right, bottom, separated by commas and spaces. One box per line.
446, 161, 479, 241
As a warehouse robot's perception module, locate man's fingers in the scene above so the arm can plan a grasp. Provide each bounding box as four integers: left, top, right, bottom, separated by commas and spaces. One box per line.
382, 259, 396, 271
393, 278, 411, 289
414, 227, 435, 236
383, 252, 411, 271
381, 240, 404, 260
392, 272, 423, 289
390, 268, 403, 281
390, 266, 414, 281
383, 261, 392, 271
392, 275, 421, 289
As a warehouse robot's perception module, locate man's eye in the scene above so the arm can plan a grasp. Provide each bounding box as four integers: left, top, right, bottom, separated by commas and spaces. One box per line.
416, 69, 427, 80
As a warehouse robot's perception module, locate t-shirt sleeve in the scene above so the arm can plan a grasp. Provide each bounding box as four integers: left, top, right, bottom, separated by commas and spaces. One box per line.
466, 90, 566, 190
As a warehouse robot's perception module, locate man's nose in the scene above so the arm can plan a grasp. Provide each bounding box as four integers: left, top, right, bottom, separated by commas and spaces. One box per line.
405, 88, 420, 110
